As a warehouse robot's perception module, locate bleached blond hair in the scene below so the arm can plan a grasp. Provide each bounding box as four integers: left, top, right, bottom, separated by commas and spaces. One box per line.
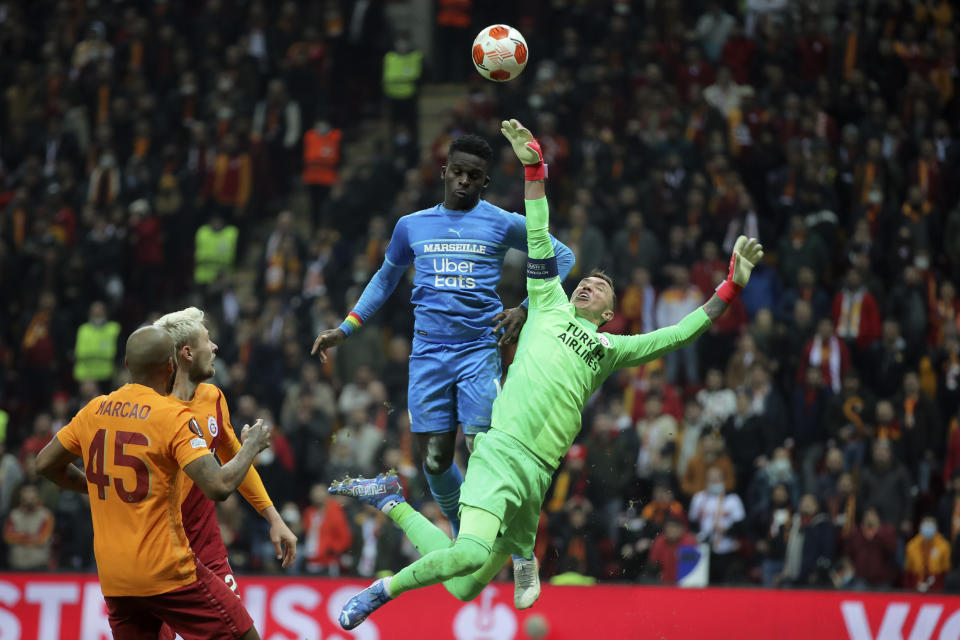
153, 307, 206, 350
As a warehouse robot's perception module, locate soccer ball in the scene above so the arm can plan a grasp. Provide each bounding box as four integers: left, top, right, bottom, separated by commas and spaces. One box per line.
471, 24, 528, 82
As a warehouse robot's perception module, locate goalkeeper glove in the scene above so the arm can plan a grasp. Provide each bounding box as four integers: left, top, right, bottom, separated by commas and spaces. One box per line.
500, 118, 547, 181
715, 235, 764, 304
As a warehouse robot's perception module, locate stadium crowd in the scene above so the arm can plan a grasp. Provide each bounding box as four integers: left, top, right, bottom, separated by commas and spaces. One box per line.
2, 0, 960, 594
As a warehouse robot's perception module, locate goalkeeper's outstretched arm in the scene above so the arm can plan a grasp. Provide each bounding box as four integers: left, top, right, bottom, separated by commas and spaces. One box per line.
501, 118, 568, 309
611, 236, 764, 369
701, 294, 731, 322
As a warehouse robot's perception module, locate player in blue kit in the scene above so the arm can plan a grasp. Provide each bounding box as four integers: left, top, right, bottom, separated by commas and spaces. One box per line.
312, 134, 573, 608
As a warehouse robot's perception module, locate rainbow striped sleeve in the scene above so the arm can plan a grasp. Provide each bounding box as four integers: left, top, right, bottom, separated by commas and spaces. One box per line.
338, 311, 364, 336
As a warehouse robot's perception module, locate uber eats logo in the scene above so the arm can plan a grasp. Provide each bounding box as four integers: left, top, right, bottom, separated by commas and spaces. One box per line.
432, 257, 477, 289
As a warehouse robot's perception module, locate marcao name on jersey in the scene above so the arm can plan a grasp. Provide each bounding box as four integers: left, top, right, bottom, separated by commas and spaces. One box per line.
94, 400, 152, 420
422, 243, 489, 254
556, 321, 607, 372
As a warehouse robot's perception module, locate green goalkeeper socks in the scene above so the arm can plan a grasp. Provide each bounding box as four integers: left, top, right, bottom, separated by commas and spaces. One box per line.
386, 504, 506, 599
389, 534, 492, 597
388, 502, 454, 556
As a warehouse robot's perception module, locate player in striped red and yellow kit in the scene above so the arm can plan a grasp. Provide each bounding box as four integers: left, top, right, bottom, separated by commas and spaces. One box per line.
154, 307, 298, 593
36, 326, 272, 639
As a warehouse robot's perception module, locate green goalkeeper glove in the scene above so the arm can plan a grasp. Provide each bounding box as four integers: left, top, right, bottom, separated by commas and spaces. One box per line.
500, 119, 547, 180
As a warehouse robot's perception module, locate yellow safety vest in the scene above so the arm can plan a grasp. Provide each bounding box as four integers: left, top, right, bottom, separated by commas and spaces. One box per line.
194, 224, 238, 285
382, 50, 423, 100
73, 321, 121, 382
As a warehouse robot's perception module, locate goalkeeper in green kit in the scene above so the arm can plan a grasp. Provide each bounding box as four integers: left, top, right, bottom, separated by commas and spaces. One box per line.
331, 119, 765, 630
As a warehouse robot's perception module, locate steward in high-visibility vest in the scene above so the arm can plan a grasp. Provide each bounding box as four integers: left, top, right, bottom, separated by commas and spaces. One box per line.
194, 215, 238, 285
302, 123, 342, 187
382, 48, 423, 100
73, 302, 121, 383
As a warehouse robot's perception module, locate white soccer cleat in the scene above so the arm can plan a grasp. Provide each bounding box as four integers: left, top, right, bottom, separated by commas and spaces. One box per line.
513, 555, 541, 609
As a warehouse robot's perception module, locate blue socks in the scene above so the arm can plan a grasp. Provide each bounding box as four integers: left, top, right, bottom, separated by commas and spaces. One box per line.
423, 463, 463, 537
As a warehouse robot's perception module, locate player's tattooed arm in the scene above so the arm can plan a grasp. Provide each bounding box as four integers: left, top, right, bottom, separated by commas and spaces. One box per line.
185, 419, 272, 500
183, 455, 231, 500
702, 294, 729, 323
35, 439, 88, 494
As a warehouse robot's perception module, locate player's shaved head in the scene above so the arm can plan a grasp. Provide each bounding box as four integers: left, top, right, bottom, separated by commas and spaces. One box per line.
125, 326, 175, 380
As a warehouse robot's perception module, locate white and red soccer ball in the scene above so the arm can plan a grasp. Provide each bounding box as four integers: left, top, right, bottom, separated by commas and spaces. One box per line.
471, 24, 528, 82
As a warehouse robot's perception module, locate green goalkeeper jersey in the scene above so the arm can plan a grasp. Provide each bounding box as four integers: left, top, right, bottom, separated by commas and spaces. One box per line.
491, 197, 713, 469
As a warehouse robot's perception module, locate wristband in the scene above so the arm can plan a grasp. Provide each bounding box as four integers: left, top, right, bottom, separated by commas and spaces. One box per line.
524, 162, 548, 181
715, 280, 742, 304
339, 311, 363, 336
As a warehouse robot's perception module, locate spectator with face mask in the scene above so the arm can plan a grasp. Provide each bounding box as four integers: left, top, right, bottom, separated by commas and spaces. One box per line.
904, 516, 951, 592
755, 482, 792, 586
689, 466, 745, 584
682, 430, 736, 498
778, 494, 835, 587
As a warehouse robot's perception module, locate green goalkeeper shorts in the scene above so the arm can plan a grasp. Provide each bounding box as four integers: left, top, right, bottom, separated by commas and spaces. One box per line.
459, 428, 554, 557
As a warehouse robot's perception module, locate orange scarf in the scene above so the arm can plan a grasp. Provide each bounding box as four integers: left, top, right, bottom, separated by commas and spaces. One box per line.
783, 170, 796, 200
902, 201, 931, 222
365, 237, 384, 269
952, 496, 960, 541
686, 108, 704, 142
712, 493, 726, 549
130, 40, 143, 70
842, 495, 856, 537
133, 136, 149, 159
878, 421, 902, 440
547, 472, 570, 512
860, 162, 876, 203
837, 290, 864, 339
843, 30, 858, 79
903, 396, 917, 429
22, 311, 50, 350
842, 396, 866, 436
12, 207, 26, 249
97, 84, 110, 123
918, 159, 930, 193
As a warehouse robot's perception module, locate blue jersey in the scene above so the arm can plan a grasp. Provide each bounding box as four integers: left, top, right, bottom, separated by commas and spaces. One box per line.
344, 200, 574, 344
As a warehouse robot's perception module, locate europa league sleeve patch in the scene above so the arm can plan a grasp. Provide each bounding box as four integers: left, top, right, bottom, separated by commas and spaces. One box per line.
527, 256, 558, 279
188, 418, 203, 438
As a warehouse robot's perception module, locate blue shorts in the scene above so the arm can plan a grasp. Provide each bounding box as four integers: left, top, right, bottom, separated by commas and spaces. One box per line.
408, 336, 501, 434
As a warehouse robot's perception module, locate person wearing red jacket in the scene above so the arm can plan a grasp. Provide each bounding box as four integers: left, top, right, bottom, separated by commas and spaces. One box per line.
647, 513, 699, 584
844, 507, 899, 588
832, 268, 883, 358
795, 19, 831, 85
799, 317, 851, 393
719, 23, 755, 84
303, 482, 353, 575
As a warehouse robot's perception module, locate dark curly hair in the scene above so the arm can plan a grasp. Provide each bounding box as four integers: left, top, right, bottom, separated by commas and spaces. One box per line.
448, 134, 493, 164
